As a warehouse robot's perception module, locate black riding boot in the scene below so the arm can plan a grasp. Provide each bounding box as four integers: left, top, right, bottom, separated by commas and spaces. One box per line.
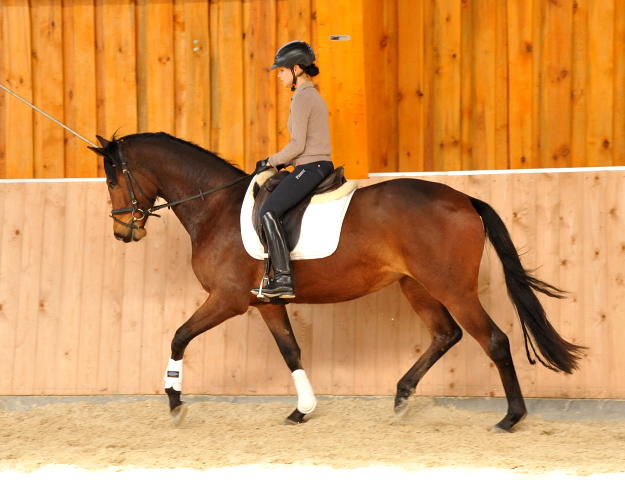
253, 211, 295, 298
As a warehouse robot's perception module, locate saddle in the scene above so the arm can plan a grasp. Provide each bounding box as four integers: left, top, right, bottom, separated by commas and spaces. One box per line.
252, 166, 347, 251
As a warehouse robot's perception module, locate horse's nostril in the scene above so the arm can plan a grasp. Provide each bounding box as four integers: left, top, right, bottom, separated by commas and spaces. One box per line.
114, 232, 124, 241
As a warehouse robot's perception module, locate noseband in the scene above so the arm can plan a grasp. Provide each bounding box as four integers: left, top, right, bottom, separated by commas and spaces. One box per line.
110, 140, 254, 230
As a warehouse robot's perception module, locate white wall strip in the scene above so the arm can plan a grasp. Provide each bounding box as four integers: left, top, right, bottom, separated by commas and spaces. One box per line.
0, 177, 105, 184
369, 165, 625, 178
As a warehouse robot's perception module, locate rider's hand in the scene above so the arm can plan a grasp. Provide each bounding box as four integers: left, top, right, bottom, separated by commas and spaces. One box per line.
254, 159, 270, 175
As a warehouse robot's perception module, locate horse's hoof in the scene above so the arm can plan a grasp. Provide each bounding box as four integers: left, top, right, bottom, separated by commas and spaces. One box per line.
284, 408, 306, 425
392, 399, 410, 424
283, 417, 306, 426
492, 412, 525, 433
171, 402, 188, 427
490, 425, 512, 434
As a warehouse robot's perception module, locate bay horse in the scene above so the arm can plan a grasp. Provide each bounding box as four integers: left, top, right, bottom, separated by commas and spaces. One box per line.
89, 132, 584, 433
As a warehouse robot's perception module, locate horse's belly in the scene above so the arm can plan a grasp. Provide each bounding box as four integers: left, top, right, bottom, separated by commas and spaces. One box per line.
290, 265, 403, 304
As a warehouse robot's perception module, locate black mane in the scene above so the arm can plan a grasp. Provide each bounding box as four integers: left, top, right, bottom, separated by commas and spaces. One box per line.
101, 132, 245, 183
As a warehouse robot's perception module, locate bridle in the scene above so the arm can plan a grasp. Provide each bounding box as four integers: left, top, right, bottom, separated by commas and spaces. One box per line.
110, 140, 254, 230
109, 141, 157, 230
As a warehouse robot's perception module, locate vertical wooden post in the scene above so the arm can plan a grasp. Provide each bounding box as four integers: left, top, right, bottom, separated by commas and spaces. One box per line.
56, 183, 88, 394
460, 0, 473, 171
363, 0, 398, 173
433, 0, 462, 171
209, 0, 245, 164
571, 0, 588, 168
243, 0, 277, 173
275, 0, 312, 155
423, 1, 435, 172
0, 7, 5, 179
582, 172, 608, 397
508, 0, 534, 169
397, 0, 424, 172
11, 183, 45, 394
558, 172, 585, 397
95, 0, 138, 166
315, 0, 369, 179
0, 185, 23, 393
587, 1, 614, 167
332, 300, 356, 395
31, 0, 65, 179
136, 0, 175, 133
494, 0, 509, 170
537, 0, 573, 168
34, 183, 65, 393
174, 1, 211, 149
76, 182, 107, 393
615, 0, 625, 166
2, 1, 34, 178
63, 1, 98, 177
606, 172, 625, 397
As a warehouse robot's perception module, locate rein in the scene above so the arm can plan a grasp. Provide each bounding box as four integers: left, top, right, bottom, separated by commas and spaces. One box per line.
110, 141, 253, 230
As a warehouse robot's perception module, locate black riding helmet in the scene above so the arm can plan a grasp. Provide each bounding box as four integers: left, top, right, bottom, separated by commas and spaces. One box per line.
271, 41, 316, 91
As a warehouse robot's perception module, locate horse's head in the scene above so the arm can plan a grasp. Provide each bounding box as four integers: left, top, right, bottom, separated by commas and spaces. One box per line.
89, 135, 158, 243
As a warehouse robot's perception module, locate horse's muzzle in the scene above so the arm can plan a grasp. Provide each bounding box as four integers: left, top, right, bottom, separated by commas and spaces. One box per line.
112, 214, 147, 242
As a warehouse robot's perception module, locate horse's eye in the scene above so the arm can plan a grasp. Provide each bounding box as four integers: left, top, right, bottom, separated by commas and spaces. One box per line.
107, 180, 117, 189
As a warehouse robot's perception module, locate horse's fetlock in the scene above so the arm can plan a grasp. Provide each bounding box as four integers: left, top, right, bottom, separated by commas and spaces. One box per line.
396, 384, 415, 400
170, 334, 188, 359
165, 386, 182, 411
283, 350, 302, 371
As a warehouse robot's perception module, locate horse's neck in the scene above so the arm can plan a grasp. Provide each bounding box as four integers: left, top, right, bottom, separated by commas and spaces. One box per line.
146, 145, 246, 241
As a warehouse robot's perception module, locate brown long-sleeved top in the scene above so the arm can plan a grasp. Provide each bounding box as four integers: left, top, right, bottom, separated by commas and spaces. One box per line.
268, 81, 332, 168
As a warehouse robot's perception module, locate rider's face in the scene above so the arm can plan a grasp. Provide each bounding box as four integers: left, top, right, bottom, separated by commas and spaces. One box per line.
277, 66, 303, 88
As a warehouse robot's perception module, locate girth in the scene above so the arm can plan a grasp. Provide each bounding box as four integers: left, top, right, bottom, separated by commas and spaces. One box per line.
252, 166, 347, 251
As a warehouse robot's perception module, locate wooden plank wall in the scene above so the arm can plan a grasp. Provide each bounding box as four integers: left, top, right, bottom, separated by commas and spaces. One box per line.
1, 0, 625, 180
1, 171, 625, 398
356, 0, 625, 173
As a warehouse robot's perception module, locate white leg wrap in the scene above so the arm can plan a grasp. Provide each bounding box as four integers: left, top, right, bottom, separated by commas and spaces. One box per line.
164, 358, 183, 391
292, 369, 317, 414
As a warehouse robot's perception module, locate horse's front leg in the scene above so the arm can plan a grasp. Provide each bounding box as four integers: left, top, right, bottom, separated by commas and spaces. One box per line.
165, 293, 248, 426
257, 303, 316, 425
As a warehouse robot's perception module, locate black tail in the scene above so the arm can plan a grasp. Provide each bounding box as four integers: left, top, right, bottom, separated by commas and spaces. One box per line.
469, 196, 585, 374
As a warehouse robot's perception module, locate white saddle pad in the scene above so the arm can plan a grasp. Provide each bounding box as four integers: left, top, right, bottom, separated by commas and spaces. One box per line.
240, 170, 358, 260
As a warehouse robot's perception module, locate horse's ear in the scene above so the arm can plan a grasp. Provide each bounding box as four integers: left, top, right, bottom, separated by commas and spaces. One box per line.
96, 135, 110, 147
88, 146, 106, 157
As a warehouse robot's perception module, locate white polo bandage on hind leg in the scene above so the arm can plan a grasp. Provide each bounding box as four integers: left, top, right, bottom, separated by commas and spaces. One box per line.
292, 369, 317, 414
164, 358, 183, 391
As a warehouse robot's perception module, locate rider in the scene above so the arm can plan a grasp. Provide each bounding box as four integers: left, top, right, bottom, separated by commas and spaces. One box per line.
252, 40, 334, 299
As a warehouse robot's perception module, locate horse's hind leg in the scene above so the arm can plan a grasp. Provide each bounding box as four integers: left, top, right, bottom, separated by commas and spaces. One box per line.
445, 296, 526, 432
395, 277, 463, 417
257, 303, 314, 425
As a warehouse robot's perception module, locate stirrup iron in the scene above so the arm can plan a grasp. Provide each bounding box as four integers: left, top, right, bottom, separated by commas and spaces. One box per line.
254, 257, 272, 301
